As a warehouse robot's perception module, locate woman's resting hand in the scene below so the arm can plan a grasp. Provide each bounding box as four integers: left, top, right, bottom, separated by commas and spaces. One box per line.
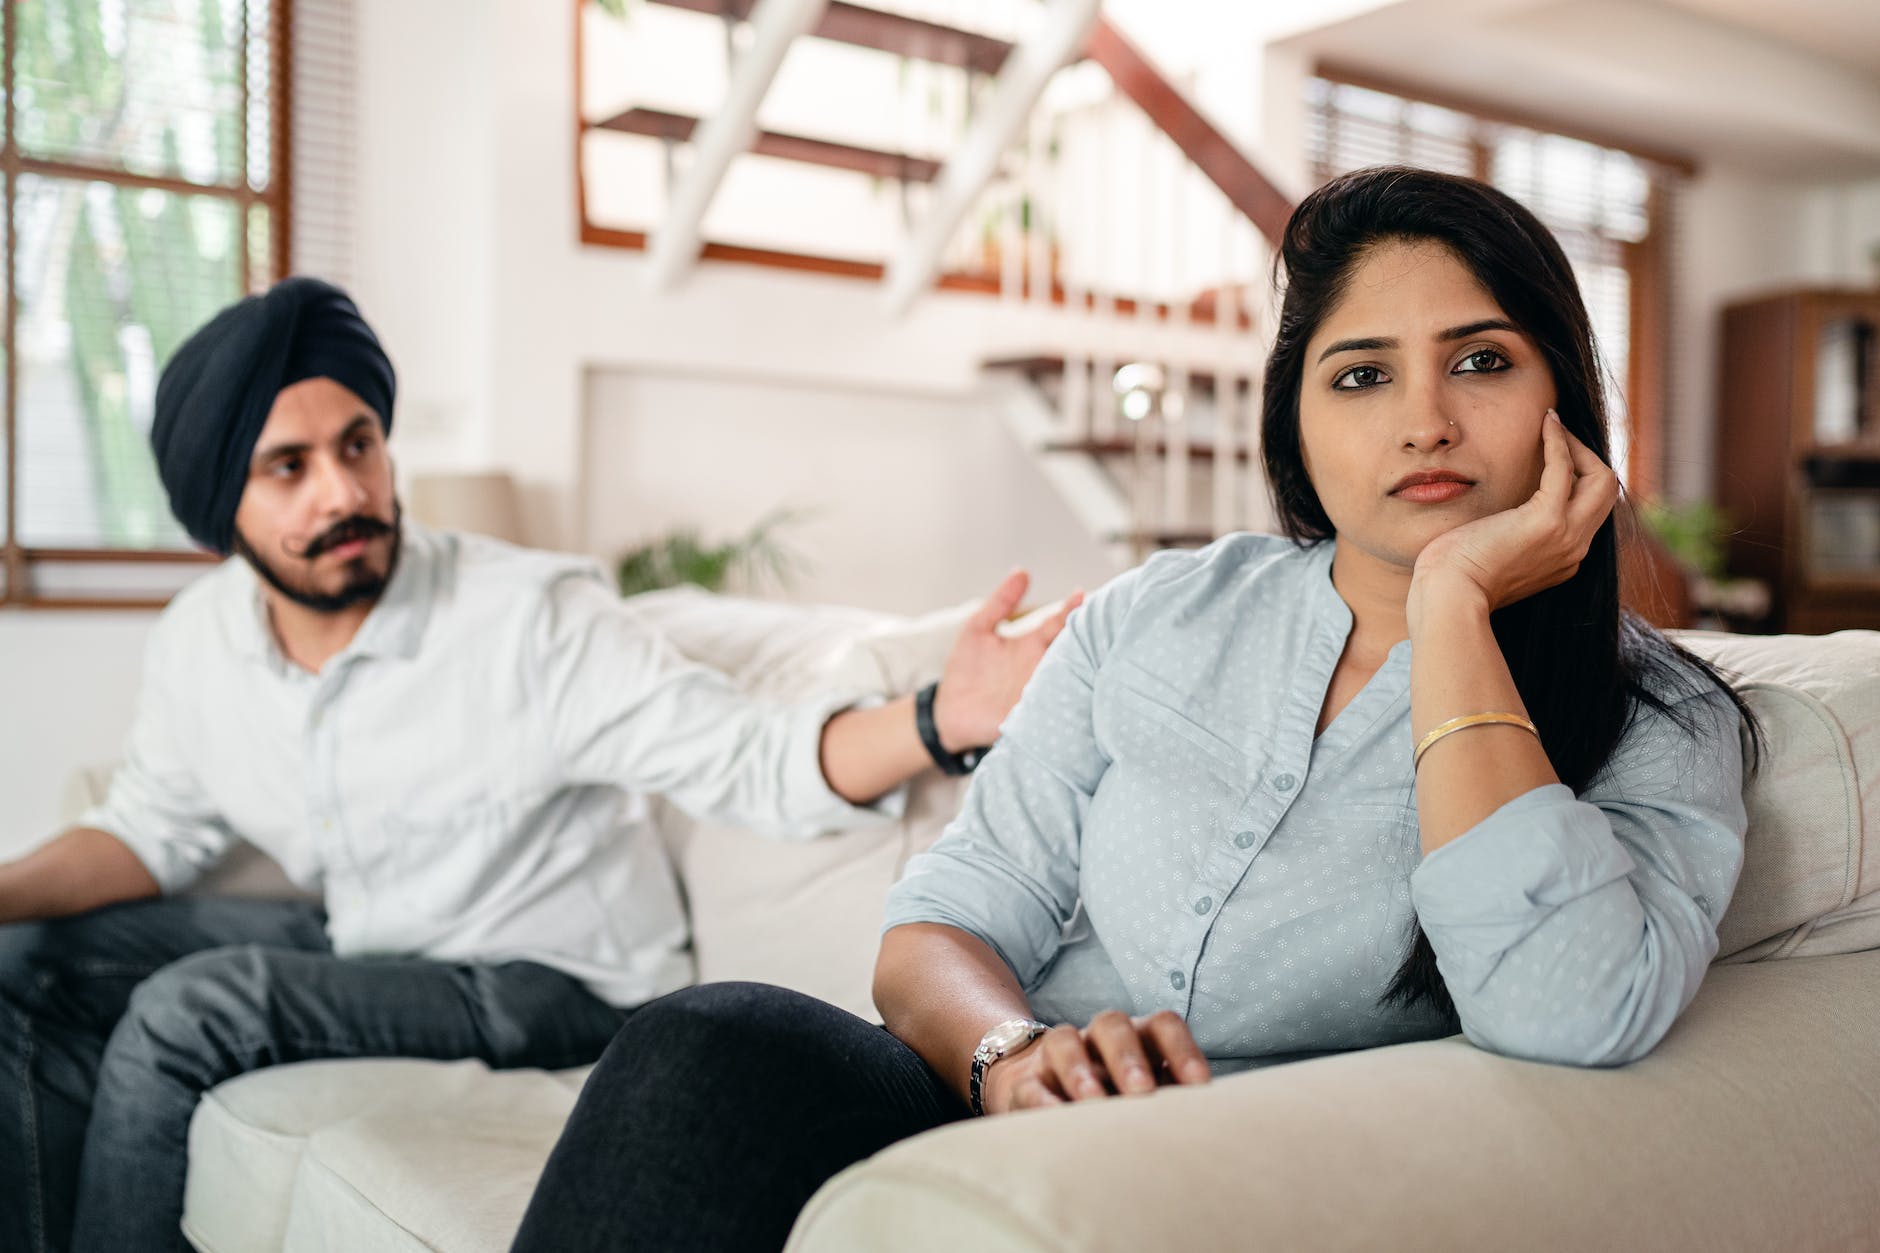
984, 1009, 1211, 1114
1409, 408, 1620, 623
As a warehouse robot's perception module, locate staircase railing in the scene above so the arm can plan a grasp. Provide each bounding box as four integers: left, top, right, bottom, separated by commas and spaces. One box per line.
578, 0, 1301, 558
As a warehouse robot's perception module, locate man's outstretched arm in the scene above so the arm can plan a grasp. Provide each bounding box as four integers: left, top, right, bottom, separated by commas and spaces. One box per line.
818, 569, 1082, 805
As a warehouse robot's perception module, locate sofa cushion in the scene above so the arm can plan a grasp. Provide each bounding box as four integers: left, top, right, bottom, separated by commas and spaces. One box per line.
646, 596, 989, 1019
182, 1059, 588, 1253
1676, 630, 1880, 961
279, 1106, 570, 1253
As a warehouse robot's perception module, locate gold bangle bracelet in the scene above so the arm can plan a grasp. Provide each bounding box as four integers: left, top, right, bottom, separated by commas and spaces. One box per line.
1412, 712, 1539, 770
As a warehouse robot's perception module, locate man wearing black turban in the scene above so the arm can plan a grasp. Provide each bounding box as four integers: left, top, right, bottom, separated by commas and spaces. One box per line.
0, 276, 1081, 1252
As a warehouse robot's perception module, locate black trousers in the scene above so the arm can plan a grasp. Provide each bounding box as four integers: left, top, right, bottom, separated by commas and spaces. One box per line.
511, 981, 968, 1253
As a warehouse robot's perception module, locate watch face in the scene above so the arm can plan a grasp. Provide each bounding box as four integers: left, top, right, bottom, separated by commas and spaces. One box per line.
984, 1019, 1039, 1054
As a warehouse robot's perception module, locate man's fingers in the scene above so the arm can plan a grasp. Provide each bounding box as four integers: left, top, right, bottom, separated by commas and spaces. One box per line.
1084, 1010, 1155, 1095
1139, 1011, 1211, 1086
1027, 591, 1085, 652
969, 569, 1029, 631
1039, 1025, 1108, 1100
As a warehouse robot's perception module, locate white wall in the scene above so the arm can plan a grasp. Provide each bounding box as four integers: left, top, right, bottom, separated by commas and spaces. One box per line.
585, 370, 1115, 615
0, 613, 156, 857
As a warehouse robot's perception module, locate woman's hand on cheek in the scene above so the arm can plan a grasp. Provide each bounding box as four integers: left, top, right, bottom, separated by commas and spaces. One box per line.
1408, 409, 1619, 627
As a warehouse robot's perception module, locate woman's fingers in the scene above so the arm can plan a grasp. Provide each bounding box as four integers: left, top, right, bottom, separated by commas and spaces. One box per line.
1139, 1011, 1212, 1086
1008, 1072, 1065, 1111
1554, 418, 1622, 539
1084, 1010, 1157, 1095
1038, 1024, 1109, 1100
1530, 409, 1575, 513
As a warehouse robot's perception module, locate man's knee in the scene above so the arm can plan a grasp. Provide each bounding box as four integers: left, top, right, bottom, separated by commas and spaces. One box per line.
107, 945, 279, 1077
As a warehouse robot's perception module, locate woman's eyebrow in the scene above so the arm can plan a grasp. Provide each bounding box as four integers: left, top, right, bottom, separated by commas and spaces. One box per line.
1315, 318, 1521, 365
1438, 318, 1520, 341
1316, 336, 1395, 364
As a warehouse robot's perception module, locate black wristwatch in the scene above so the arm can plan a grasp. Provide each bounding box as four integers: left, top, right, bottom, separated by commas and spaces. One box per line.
915, 681, 986, 776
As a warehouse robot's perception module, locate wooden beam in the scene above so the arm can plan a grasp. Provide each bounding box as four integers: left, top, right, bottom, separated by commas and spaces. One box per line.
592, 107, 940, 181
645, 0, 1014, 74
882, 0, 1102, 316
1085, 16, 1293, 249
645, 0, 830, 292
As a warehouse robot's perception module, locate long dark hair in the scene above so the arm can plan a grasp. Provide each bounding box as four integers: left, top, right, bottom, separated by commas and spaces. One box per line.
1258, 166, 1762, 1023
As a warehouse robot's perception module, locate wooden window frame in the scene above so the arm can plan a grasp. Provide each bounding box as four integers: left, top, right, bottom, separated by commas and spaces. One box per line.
1309, 61, 1696, 501
1, 0, 294, 611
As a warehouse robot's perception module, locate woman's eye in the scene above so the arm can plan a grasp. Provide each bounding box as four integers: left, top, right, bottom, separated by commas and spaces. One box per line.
1454, 348, 1511, 375
1332, 365, 1388, 390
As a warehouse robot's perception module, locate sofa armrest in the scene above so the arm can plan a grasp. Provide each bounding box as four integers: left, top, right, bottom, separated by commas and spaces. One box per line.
789, 952, 1880, 1253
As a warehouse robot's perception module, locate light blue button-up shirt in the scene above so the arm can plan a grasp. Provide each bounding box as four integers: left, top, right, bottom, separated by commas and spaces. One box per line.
883, 534, 1747, 1069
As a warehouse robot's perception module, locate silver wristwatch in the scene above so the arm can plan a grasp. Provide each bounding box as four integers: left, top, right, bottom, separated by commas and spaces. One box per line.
969, 1018, 1048, 1116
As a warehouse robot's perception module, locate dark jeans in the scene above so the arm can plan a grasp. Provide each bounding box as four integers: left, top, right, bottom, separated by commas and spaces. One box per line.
512, 981, 968, 1253
0, 897, 627, 1253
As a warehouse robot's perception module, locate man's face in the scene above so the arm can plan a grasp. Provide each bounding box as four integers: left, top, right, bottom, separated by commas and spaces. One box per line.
231, 376, 400, 613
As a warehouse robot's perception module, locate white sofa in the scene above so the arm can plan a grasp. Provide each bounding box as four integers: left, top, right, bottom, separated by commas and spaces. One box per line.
64, 592, 1880, 1252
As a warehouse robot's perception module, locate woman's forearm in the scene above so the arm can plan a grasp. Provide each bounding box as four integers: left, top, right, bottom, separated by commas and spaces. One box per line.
874, 923, 1036, 1100
1407, 576, 1559, 855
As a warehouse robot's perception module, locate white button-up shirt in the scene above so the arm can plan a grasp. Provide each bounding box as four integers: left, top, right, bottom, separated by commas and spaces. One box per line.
83, 522, 895, 1006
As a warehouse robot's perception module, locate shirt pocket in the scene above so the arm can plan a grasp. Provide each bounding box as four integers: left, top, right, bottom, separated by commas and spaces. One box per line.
1095, 674, 1252, 788
372, 796, 515, 921
1341, 798, 1422, 877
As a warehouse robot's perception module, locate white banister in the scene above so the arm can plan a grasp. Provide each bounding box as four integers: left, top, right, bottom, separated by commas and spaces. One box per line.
882, 0, 1101, 316
644, 0, 829, 292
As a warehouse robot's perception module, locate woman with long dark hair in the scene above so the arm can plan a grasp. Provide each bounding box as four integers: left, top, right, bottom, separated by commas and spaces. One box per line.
510, 166, 1760, 1253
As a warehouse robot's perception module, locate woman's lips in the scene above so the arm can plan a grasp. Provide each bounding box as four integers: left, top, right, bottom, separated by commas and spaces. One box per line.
1390, 469, 1476, 503
1393, 480, 1473, 504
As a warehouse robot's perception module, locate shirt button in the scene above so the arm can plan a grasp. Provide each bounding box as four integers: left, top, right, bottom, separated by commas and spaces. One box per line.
1272, 772, 1297, 792
1234, 831, 1255, 849
1169, 971, 1186, 991
1194, 896, 1213, 915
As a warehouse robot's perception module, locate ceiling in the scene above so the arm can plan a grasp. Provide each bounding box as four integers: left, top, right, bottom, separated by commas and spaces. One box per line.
1269, 0, 1880, 178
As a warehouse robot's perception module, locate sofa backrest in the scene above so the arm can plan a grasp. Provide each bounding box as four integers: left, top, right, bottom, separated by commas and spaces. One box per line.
628, 588, 978, 1021
1676, 630, 1880, 962
58, 591, 1877, 1011
641, 599, 1880, 1017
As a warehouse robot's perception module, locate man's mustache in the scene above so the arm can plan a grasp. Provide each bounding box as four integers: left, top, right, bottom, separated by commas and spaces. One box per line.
295, 515, 395, 560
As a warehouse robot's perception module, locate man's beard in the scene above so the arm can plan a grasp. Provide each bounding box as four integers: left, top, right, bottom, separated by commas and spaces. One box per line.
234, 504, 403, 614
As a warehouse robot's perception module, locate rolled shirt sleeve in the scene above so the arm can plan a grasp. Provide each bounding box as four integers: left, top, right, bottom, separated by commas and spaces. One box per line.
1409, 683, 1748, 1067
76, 624, 239, 894
883, 561, 1147, 987
531, 572, 903, 840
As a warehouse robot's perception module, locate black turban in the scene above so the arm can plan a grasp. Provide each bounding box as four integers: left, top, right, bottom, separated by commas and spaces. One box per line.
152, 276, 396, 554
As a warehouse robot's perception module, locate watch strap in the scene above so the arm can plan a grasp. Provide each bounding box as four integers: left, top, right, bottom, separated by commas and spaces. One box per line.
916, 681, 986, 777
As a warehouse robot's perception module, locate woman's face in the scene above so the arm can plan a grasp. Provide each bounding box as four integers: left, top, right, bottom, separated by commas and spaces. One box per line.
1296, 239, 1558, 573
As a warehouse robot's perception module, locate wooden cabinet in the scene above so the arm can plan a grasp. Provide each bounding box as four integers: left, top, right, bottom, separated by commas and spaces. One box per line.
1716, 288, 1880, 634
